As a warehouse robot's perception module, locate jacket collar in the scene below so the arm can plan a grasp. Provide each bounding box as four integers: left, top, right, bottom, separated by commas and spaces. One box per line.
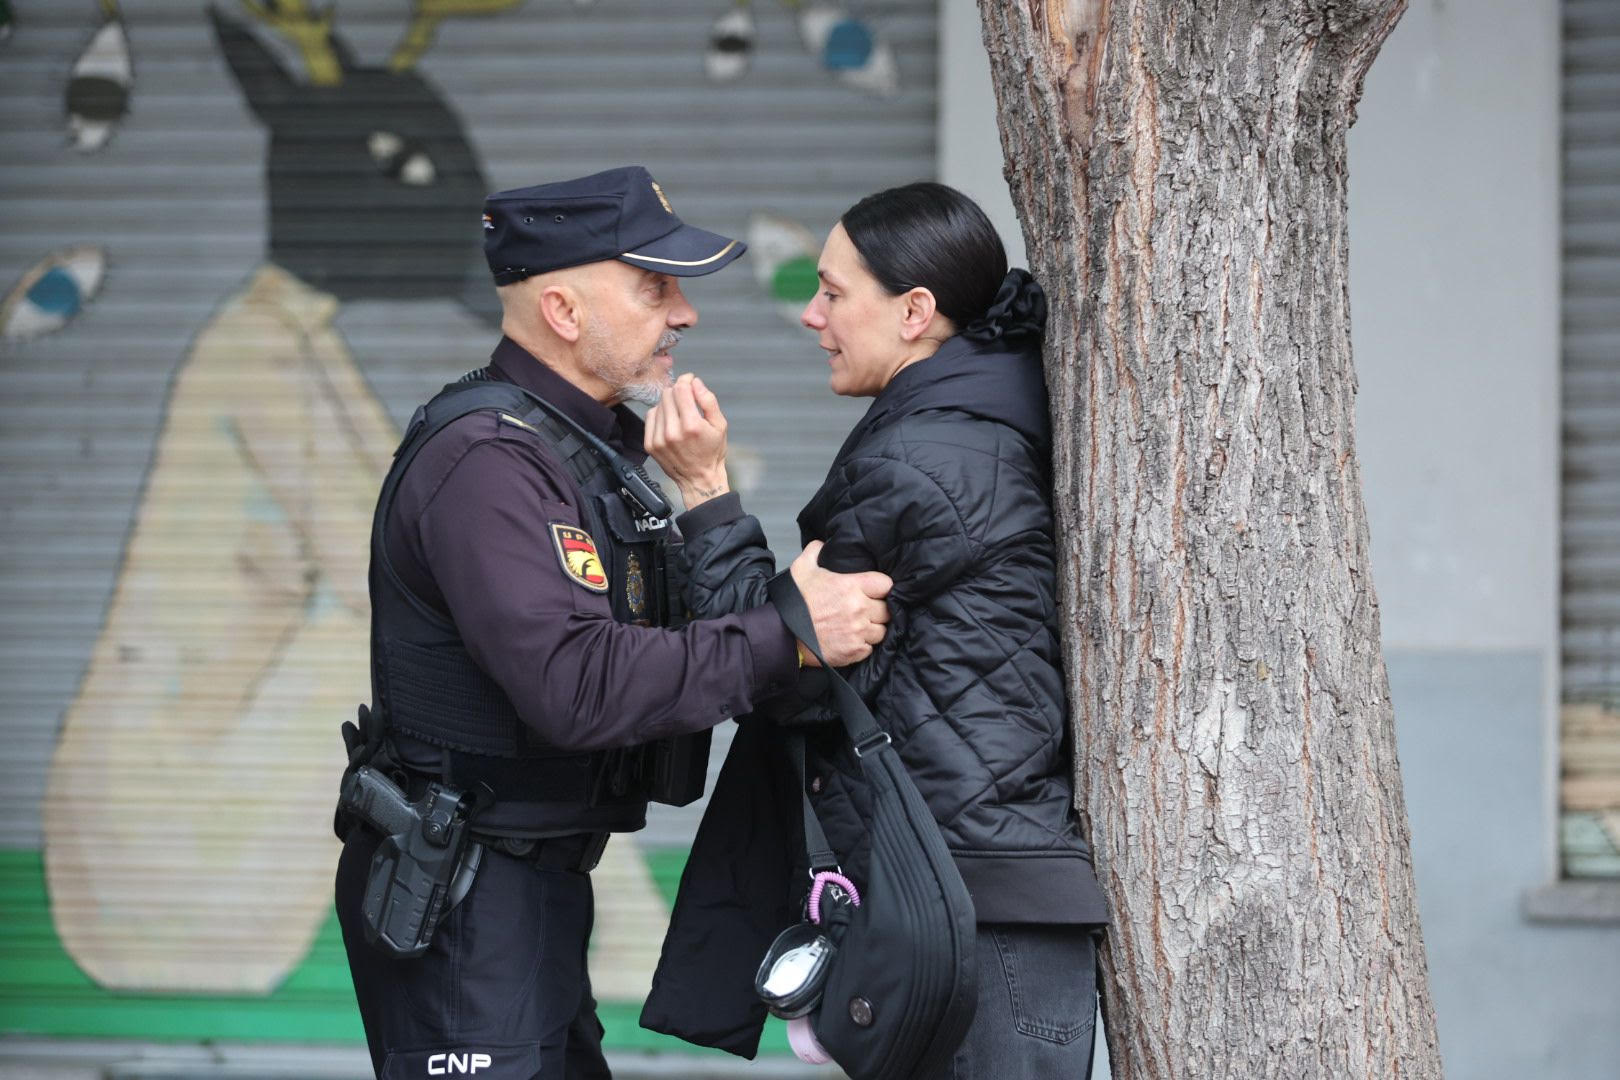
831, 334, 1050, 463
799, 334, 1050, 544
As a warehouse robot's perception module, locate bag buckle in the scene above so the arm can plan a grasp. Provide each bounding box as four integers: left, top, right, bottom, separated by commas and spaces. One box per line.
853, 731, 891, 758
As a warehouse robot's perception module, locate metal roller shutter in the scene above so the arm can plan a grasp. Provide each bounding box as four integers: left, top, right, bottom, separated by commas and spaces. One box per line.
1560, 0, 1620, 879
0, 0, 937, 1047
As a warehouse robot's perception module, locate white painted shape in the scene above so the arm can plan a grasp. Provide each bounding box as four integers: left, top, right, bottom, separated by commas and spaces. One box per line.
837, 40, 898, 97
400, 153, 436, 186
68, 118, 114, 153
72, 20, 131, 83
2, 305, 66, 342
746, 213, 818, 289
60, 246, 106, 298
368, 131, 404, 161
796, 6, 838, 52
704, 52, 749, 82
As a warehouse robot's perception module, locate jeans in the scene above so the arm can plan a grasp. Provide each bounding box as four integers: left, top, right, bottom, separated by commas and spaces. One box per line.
931, 923, 1100, 1080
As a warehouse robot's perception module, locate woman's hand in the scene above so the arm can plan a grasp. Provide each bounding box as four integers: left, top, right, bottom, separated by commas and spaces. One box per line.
645, 373, 731, 510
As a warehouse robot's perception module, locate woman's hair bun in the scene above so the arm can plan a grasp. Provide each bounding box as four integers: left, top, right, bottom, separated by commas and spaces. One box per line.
961, 269, 1046, 343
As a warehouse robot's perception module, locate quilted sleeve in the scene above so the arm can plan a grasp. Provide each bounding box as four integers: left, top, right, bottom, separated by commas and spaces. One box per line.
816, 453, 980, 608
674, 493, 779, 619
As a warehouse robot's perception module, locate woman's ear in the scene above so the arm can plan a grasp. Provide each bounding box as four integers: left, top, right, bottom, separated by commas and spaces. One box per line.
897, 286, 939, 342
539, 284, 583, 343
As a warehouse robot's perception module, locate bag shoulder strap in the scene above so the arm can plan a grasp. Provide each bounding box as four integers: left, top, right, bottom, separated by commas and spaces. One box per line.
767, 569, 894, 876
765, 570, 890, 756
785, 731, 839, 873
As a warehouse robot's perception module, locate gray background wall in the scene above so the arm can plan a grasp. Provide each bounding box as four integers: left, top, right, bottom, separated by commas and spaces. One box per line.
939, 0, 1618, 1077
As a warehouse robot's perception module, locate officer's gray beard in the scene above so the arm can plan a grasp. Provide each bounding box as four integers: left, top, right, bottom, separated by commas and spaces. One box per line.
584, 326, 678, 406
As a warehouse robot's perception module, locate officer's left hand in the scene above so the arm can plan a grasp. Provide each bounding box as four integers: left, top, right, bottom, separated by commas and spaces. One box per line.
646, 373, 731, 510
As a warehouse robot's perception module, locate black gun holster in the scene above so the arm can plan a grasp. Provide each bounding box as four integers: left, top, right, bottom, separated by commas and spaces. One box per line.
337, 761, 482, 958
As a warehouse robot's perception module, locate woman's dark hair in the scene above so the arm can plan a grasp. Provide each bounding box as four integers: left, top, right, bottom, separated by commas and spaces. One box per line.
840, 182, 1045, 342
839, 182, 1007, 327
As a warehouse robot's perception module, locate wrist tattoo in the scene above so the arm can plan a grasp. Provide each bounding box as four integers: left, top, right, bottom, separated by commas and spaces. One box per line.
691, 484, 726, 498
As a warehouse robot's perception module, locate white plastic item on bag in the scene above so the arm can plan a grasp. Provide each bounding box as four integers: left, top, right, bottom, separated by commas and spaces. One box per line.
787, 1016, 833, 1065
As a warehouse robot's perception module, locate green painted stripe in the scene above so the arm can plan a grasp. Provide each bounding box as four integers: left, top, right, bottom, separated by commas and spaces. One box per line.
0, 848, 793, 1055
642, 847, 689, 909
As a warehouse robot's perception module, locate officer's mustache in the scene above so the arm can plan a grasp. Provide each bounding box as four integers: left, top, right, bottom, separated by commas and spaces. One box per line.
654, 330, 682, 356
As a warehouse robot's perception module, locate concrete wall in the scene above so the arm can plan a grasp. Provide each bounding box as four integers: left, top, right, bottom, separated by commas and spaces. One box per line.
938, 1, 1620, 1077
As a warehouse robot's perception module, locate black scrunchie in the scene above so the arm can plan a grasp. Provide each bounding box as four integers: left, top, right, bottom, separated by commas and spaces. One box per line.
961, 268, 1047, 342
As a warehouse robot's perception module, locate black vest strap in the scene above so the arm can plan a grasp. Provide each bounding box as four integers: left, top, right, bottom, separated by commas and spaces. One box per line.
368, 380, 609, 763
365, 376, 659, 821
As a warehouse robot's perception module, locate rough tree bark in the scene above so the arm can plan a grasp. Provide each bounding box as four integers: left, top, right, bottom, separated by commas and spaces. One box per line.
976, 2, 1443, 1077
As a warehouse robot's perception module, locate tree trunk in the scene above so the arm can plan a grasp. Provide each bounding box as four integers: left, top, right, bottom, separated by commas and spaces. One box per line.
976, 2, 1443, 1077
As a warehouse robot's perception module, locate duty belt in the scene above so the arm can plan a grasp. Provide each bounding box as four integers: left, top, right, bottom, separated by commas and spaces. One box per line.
480, 831, 610, 873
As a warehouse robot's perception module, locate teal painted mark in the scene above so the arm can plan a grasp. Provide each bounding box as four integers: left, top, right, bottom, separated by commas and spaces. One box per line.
823, 19, 873, 69
26, 268, 83, 317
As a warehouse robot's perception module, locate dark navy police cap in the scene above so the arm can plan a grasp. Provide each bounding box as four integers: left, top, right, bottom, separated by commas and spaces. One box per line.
483, 166, 745, 284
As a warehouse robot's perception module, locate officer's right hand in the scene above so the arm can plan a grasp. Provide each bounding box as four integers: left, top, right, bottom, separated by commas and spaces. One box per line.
646, 374, 730, 510
790, 540, 892, 668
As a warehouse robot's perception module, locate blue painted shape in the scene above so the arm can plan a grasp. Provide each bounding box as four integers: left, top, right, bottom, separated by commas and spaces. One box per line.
25, 268, 82, 317
823, 20, 873, 70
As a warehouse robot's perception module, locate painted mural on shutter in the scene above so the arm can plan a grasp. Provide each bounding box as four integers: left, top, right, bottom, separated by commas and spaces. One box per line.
1560, 0, 1620, 880
0, 0, 937, 1048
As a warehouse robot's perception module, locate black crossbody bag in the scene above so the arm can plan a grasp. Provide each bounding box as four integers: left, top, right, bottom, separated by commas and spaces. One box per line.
761, 570, 978, 1080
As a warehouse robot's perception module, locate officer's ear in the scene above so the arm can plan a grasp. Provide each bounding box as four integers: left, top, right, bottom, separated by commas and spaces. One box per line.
538, 284, 584, 343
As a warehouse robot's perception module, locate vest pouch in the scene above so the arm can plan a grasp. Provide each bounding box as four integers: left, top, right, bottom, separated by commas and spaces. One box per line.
643, 729, 712, 807
586, 492, 708, 805
592, 491, 668, 626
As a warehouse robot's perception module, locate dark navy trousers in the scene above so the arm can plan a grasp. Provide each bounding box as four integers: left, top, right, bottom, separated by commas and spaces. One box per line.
336, 828, 612, 1080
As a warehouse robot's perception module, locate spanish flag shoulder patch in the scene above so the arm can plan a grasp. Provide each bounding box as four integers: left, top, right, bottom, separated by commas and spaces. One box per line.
550, 523, 609, 593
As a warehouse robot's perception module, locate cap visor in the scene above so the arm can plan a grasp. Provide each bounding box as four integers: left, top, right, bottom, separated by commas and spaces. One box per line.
619, 224, 746, 277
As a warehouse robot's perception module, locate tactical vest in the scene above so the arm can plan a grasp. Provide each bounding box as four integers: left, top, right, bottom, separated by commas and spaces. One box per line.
364, 374, 705, 835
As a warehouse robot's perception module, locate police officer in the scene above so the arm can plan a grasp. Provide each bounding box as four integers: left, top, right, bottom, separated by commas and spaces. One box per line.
334, 166, 892, 1079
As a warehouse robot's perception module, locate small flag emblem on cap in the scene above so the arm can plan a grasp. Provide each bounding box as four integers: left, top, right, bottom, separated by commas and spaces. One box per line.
482, 212, 494, 230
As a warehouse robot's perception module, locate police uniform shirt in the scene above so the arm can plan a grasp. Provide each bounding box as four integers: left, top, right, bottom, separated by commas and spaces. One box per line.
383, 336, 798, 755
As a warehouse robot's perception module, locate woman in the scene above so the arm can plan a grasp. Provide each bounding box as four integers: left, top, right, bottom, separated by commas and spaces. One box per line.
642, 183, 1107, 1078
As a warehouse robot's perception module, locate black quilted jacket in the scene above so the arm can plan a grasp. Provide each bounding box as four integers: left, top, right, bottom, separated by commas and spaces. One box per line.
641, 334, 1107, 1057
678, 333, 1106, 924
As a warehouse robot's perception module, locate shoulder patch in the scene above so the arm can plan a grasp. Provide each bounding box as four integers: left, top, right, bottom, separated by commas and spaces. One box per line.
550, 523, 610, 592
